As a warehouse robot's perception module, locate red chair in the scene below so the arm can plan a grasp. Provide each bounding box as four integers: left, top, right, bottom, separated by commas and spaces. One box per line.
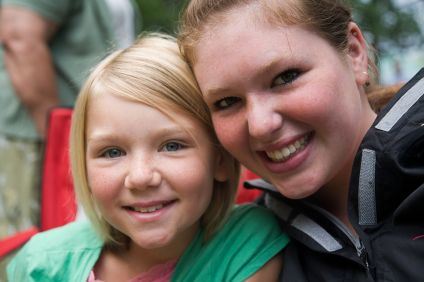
235, 167, 262, 204
40, 107, 76, 231
0, 107, 77, 259
0, 227, 39, 259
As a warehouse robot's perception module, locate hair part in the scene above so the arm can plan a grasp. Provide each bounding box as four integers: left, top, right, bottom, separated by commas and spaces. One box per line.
70, 33, 240, 247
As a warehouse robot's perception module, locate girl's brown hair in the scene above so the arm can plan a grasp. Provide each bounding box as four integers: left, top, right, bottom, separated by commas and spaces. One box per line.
178, 0, 377, 88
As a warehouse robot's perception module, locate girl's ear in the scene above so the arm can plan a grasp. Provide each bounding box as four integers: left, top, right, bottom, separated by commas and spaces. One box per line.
214, 148, 230, 182
347, 22, 369, 86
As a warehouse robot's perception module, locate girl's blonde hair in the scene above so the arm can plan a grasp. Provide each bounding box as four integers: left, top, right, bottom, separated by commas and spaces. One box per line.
70, 33, 240, 247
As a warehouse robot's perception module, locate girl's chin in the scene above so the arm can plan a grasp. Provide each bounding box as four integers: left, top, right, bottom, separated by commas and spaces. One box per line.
130, 234, 171, 250
273, 181, 321, 200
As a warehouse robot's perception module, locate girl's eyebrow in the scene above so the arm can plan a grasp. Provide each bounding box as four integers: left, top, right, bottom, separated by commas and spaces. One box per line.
205, 87, 232, 99
86, 125, 192, 143
86, 133, 120, 145
204, 56, 287, 98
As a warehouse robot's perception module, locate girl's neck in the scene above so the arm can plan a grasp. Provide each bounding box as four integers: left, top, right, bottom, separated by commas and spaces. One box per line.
309, 168, 358, 235
310, 161, 352, 226
95, 223, 199, 281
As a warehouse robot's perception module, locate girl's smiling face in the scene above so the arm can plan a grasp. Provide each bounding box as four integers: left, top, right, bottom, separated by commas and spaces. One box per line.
85, 93, 227, 254
193, 6, 375, 200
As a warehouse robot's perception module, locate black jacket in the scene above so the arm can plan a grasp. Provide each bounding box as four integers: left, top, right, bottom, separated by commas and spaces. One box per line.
245, 179, 373, 282
245, 68, 424, 281
349, 67, 424, 281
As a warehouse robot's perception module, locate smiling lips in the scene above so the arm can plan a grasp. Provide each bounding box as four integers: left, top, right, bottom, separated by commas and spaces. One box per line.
265, 134, 311, 162
125, 200, 175, 213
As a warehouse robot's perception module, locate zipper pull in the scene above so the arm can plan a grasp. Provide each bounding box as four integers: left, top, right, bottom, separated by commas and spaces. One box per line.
356, 240, 369, 271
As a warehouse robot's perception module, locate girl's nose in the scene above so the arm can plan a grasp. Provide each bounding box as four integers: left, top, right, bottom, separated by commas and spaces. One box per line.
246, 95, 283, 141
124, 158, 161, 190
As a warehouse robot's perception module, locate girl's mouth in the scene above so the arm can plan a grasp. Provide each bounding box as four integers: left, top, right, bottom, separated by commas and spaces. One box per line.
265, 133, 312, 163
124, 200, 176, 214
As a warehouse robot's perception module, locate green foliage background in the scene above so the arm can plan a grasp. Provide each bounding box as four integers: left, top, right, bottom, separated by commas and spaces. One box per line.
135, 0, 187, 34
135, 0, 422, 51
348, 0, 423, 54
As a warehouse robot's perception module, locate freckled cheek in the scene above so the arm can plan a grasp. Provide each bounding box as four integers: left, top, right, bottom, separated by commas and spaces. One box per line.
298, 93, 359, 149
293, 91, 338, 128
172, 164, 214, 198
87, 168, 121, 202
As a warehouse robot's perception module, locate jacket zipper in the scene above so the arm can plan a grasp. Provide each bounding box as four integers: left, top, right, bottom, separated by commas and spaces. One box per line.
304, 202, 370, 270
245, 179, 371, 269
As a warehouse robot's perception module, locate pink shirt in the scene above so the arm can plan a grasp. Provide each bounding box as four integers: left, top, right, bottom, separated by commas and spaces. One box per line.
87, 259, 177, 282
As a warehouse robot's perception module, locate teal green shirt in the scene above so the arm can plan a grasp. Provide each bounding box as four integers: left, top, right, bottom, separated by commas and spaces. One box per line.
171, 204, 289, 281
7, 205, 289, 281
0, 0, 141, 140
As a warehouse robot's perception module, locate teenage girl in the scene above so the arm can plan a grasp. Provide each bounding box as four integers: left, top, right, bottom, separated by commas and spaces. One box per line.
178, 0, 424, 281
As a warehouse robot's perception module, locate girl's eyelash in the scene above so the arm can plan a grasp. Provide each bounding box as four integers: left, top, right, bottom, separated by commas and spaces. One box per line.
213, 96, 241, 110
211, 69, 301, 111
100, 147, 125, 158
161, 141, 187, 152
272, 68, 301, 87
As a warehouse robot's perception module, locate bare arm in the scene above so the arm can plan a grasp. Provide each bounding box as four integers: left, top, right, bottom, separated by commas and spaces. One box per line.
245, 253, 283, 282
0, 6, 58, 137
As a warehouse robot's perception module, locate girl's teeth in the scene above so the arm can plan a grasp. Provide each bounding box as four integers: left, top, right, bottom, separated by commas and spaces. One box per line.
266, 135, 309, 162
282, 148, 290, 157
294, 141, 301, 149
133, 204, 164, 213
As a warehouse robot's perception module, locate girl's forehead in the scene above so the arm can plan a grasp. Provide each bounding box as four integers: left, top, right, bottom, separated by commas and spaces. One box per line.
201, 2, 264, 35
199, 0, 301, 36
96, 92, 208, 129
195, 5, 302, 63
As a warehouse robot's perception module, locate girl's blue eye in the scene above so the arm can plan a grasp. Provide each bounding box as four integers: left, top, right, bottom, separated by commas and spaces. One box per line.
103, 148, 124, 158
213, 96, 241, 110
272, 69, 300, 87
163, 142, 183, 152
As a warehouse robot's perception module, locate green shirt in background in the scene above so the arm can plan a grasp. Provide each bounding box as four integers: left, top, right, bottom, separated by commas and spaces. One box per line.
7, 204, 289, 281
0, 0, 141, 140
